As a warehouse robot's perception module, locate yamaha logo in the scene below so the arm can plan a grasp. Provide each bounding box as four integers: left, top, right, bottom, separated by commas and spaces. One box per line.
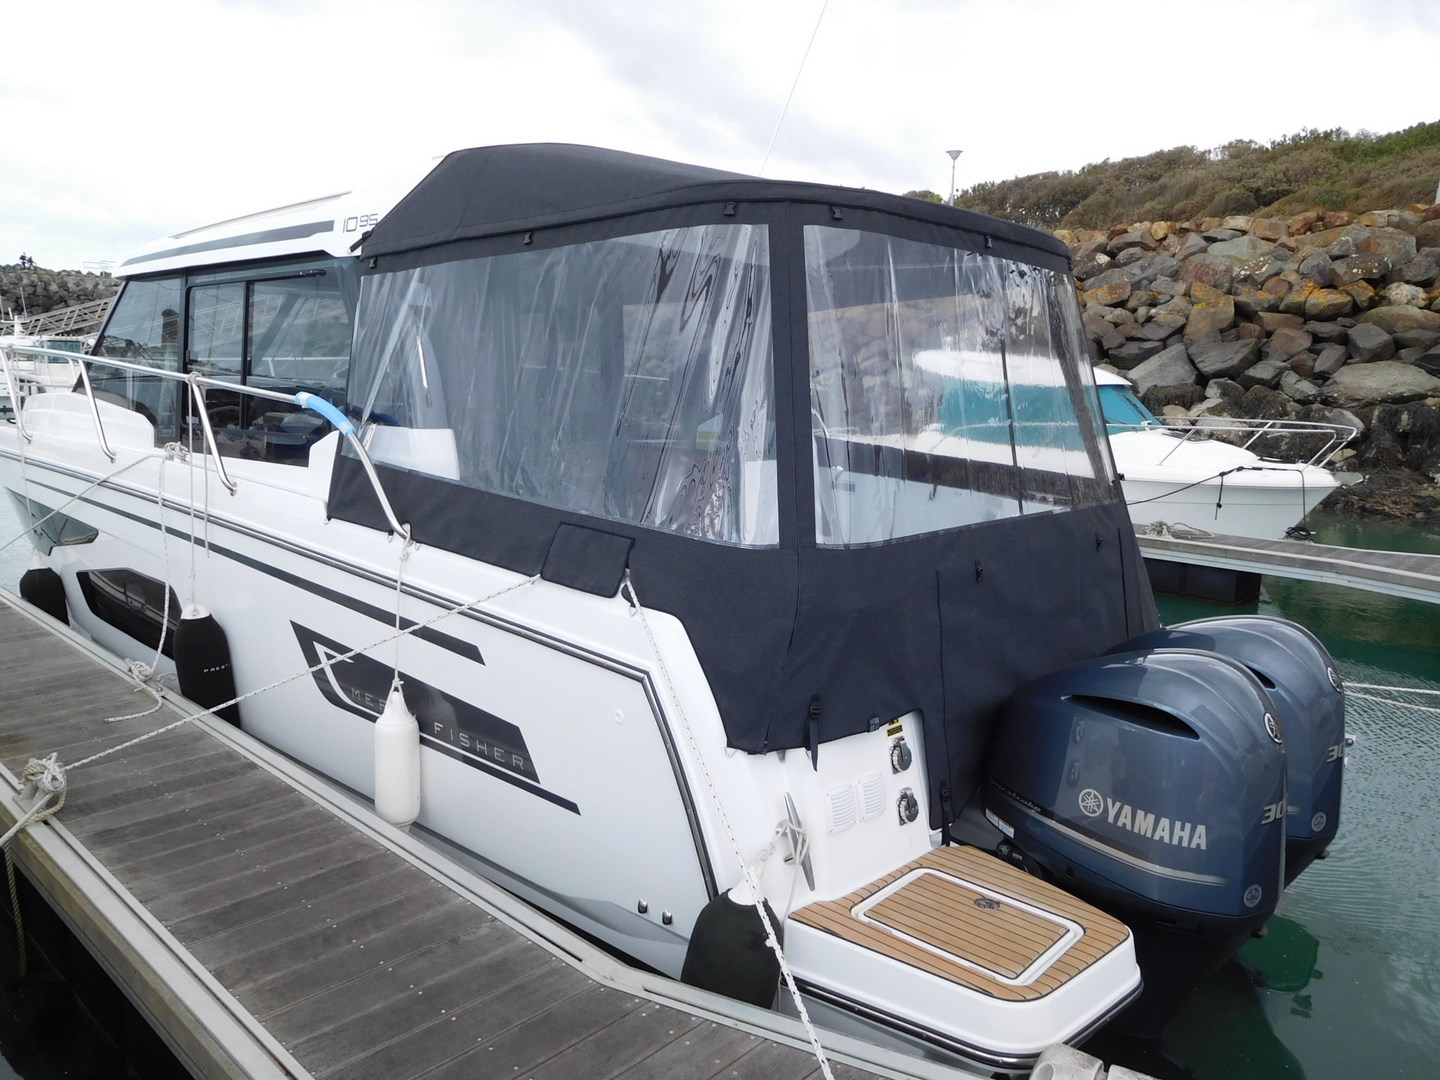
1243, 884, 1263, 909
1328, 666, 1344, 693
1264, 712, 1283, 744
1077, 788, 1208, 850
1312, 812, 1327, 832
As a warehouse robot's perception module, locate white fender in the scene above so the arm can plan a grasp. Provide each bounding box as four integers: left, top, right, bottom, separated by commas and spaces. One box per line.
374, 679, 421, 827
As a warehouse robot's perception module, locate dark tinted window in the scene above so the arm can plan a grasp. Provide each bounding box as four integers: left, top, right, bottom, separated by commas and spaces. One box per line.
76, 568, 179, 658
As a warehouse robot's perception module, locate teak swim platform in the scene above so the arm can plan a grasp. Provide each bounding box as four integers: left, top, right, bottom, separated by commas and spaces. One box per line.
792, 846, 1131, 1002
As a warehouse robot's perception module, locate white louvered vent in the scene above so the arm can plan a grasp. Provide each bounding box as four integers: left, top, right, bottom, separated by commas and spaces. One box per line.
825, 783, 858, 834
857, 772, 887, 822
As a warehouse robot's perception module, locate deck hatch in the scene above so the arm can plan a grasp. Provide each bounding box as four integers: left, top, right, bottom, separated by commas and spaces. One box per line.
853, 867, 1081, 984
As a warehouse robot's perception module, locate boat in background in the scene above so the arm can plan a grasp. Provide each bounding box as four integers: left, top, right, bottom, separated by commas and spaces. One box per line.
1095, 367, 1354, 539
0, 302, 110, 420
0, 145, 1348, 1072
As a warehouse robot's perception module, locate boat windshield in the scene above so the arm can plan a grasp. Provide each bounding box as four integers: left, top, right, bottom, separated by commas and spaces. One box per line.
1097, 383, 1163, 434
805, 226, 1112, 545
348, 223, 776, 546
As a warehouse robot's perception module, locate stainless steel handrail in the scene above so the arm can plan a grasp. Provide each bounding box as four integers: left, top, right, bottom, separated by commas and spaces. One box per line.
1110, 415, 1357, 469
0, 346, 32, 445
3, 344, 412, 540
185, 377, 238, 494
69, 353, 117, 461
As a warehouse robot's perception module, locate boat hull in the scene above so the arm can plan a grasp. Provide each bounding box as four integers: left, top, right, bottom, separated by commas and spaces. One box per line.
1120, 468, 1339, 539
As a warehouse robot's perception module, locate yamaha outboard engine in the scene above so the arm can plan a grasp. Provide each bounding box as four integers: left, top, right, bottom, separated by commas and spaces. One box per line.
1115, 615, 1344, 885
983, 648, 1287, 1036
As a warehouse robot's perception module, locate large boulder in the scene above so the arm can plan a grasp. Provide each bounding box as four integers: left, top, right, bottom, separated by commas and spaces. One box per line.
1237, 358, 1290, 390
1355, 403, 1440, 479
1084, 279, 1131, 307
1189, 339, 1261, 379
1107, 340, 1167, 370
1280, 370, 1323, 405
1322, 361, 1440, 406
1295, 250, 1334, 285
1357, 227, 1418, 264
1235, 250, 1292, 285
1332, 253, 1392, 285
1397, 250, 1440, 285
1347, 322, 1396, 363
1178, 253, 1235, 292
1266, 326, 1314, 361
1358, 304, 1440, 335
1209, 235, 1276, 263
1128, 343, 1198, 394
1184, 287, 1235, 342
1304, 288, 1355, 319
1382, 282, 1429, 307
1312, 343, 1349, 378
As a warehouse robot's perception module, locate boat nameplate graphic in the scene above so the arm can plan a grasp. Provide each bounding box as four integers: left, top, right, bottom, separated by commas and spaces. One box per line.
291, 622, 580, 814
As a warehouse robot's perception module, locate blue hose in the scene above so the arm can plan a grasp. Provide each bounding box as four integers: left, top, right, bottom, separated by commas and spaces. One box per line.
294, 392, 356, 437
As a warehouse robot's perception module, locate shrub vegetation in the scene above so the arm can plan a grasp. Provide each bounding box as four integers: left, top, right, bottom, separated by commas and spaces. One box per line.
910, 122, 1440, 229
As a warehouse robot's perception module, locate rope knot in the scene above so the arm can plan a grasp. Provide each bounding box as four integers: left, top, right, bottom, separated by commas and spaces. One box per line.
17, 754, 67, 823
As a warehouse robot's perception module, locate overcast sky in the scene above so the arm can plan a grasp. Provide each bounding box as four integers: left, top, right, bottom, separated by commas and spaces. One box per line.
3, 0, 1437, 275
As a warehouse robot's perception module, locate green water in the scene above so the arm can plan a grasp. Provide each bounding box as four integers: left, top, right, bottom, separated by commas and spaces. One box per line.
1152, 507, 1440, 1080
0, 499, 1436, 1078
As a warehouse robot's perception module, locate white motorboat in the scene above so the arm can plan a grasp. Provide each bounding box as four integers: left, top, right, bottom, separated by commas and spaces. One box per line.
0, 145, 1348, 1071
1095, 368, 1353, 540
0, 328, 87, 421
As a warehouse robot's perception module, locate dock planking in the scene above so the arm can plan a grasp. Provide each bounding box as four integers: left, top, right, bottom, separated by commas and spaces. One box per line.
0, 594, 946, 1080
1136, 528, 1440, 603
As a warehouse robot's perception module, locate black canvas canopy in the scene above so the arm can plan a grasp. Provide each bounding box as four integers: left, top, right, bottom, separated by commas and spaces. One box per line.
332, 144, 1158, 827
360, 143, 1074, 268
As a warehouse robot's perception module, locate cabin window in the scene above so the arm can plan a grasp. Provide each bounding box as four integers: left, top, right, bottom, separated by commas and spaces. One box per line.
1097, 382, 1162, 434
184, 260, 358, 464
350, 224, 776, 546
89, 275, 185, 437
76, 568, 180, 659
87, 261, 357, 463
805, 226, 1112, 545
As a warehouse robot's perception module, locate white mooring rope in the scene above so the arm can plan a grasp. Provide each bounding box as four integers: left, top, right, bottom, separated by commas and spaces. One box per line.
621, 570, 835, 1080
1, 755, 69, 976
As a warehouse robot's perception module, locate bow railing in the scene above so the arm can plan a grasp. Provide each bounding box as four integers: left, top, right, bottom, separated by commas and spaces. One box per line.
0, 343, 411, 541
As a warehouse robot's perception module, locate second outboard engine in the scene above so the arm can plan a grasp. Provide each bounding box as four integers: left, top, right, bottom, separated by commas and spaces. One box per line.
1115, 615, 1344, 885
983, 648, 1287, 1036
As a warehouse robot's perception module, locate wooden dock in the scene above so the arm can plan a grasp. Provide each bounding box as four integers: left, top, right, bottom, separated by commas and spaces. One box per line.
1135, 528, 1440, 604
0, 591, 976, 1080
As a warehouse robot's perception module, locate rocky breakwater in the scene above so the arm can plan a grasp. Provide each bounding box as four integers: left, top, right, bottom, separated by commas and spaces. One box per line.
1062, 206, 1440, 521
1, 264, 118, 321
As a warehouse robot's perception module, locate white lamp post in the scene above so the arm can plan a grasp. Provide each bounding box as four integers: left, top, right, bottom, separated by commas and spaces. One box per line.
946, 149, 963, 205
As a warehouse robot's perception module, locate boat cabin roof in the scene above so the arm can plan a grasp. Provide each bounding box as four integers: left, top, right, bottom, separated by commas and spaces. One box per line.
115, 161, 438, 278
360, 143, 1073, 267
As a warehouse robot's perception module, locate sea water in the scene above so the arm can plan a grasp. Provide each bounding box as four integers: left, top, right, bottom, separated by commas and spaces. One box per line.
0, 493, 1436, 1078
1108, 508, 1440, 1079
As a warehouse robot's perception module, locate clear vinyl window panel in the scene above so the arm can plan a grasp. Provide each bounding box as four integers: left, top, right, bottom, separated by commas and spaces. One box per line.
350, 224, 776, 546
805, 226, 1112, 546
